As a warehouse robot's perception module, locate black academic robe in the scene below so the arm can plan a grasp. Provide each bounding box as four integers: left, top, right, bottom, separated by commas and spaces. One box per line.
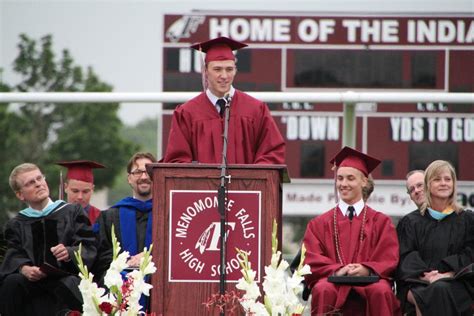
92, 207, 149, 283
396, 209, 474, 316
0, 202, 97, 315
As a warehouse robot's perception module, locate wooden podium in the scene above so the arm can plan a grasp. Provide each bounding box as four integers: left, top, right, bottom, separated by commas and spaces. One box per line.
146, 163, 288, 315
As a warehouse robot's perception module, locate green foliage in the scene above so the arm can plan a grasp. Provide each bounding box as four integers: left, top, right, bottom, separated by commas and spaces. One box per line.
0, 71, 24, 222
121, 118, 158, 155
107, 118, 158, 204
0, 34, 138, 220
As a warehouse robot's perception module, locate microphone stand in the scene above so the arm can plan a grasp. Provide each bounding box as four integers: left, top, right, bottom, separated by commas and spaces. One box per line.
218, 95, 231, 316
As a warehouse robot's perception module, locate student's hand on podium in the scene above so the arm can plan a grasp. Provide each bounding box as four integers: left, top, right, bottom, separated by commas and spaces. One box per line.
51, 243, 70, 262
127, 252, 144, 268
20, 265, 46, 282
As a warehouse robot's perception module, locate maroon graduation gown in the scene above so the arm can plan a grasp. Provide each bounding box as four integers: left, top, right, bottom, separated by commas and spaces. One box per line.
86, 204, 101, 225
163, 90, 285, 164
303, 206, 401, 315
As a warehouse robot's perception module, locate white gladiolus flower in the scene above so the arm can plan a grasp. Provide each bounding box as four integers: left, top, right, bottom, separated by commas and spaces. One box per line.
143, 261, 157, 275
299, 264, 311, 276
73, 226, 155, 315
278, 260, 289, 271
235, 220, 310, 316
110, 250, 130, 271
246, 269, 256, 281
79, 274, 106, 316
252, 302, 271, 316
103, 269, 123, 290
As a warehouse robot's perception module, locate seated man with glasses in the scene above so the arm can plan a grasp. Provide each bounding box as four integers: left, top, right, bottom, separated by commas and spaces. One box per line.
93, 152, 156, 283
0, 163, 97, 315
405, 170, 425, 209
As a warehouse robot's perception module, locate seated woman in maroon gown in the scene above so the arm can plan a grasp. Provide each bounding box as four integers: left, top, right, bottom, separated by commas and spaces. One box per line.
397, 160, 474, 316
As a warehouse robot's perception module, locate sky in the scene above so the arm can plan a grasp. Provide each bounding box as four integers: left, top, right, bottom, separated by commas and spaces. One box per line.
1, 0, 472, 125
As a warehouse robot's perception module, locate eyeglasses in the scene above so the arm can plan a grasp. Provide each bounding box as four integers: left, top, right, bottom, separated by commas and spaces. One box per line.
22, 174, 46, 189
407, 182, 424, 194
129, 169, 148, 177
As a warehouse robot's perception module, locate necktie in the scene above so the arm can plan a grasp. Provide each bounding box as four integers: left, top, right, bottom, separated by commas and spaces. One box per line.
347, 206, 355, 220
216, 98, 226, 117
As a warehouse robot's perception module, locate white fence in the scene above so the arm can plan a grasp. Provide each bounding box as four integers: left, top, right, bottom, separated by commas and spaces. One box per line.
1, 91, 473, 103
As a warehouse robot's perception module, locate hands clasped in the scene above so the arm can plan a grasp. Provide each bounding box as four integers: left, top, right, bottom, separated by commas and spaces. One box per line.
420, 270, 454, 283
126, 252, 144, 268
335, 263, 371, 277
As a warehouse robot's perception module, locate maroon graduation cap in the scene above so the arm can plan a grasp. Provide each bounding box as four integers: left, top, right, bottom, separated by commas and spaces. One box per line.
191, 36, 248, 63
329, 146, 381, 177
56, 160, 105, 183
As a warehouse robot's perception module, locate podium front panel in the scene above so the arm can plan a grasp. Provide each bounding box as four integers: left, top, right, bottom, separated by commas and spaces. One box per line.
148, 163, 285, 315
169, 190, 261, 283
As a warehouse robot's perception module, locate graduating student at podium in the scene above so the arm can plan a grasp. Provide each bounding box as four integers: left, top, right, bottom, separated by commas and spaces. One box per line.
163, 36, 285, 164
303, 147, 401, 315
57, 160, 105, 224
0, 163, 97, 315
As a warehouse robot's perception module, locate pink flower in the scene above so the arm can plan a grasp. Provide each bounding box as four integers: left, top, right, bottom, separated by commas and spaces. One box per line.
203, 290, 242, 314
118, 277, 134, 310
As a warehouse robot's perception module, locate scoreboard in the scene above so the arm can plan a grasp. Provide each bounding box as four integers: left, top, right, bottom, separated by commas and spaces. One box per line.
161, 13, 474, 213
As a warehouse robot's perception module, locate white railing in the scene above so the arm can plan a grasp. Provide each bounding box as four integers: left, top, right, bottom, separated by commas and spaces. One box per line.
2, 91, 472, 154
1, 91, 473, 103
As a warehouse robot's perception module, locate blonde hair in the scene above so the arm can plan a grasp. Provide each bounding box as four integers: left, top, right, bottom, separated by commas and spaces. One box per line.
9, 163, 40, 192
420, 160, 462, 215
362, 175, 375, 202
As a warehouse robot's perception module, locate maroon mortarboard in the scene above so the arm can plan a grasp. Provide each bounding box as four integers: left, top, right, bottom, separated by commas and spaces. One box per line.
329, 146, 381, 177
56, 160, 105, 183
191, 36, 248, 63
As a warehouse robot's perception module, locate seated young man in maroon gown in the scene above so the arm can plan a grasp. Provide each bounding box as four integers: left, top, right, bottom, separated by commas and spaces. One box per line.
163, 36, 285, 164
303, 147, 401, 315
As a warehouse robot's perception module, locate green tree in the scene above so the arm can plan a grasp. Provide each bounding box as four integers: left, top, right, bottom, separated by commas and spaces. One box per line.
121, 118, 158, 155
0, 34, 138, 219
0, 70, 23, 259
108, 118, 158, 204
0, 70, 23, 220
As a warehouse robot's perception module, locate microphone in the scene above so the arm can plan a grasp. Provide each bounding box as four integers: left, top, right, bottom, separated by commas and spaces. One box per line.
218, 92, 232, 302
224, 93, 232, 106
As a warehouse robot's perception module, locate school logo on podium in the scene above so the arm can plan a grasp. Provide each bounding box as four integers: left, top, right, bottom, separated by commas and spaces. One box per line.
195, 222, 237, 254
169, 190, 261, 282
